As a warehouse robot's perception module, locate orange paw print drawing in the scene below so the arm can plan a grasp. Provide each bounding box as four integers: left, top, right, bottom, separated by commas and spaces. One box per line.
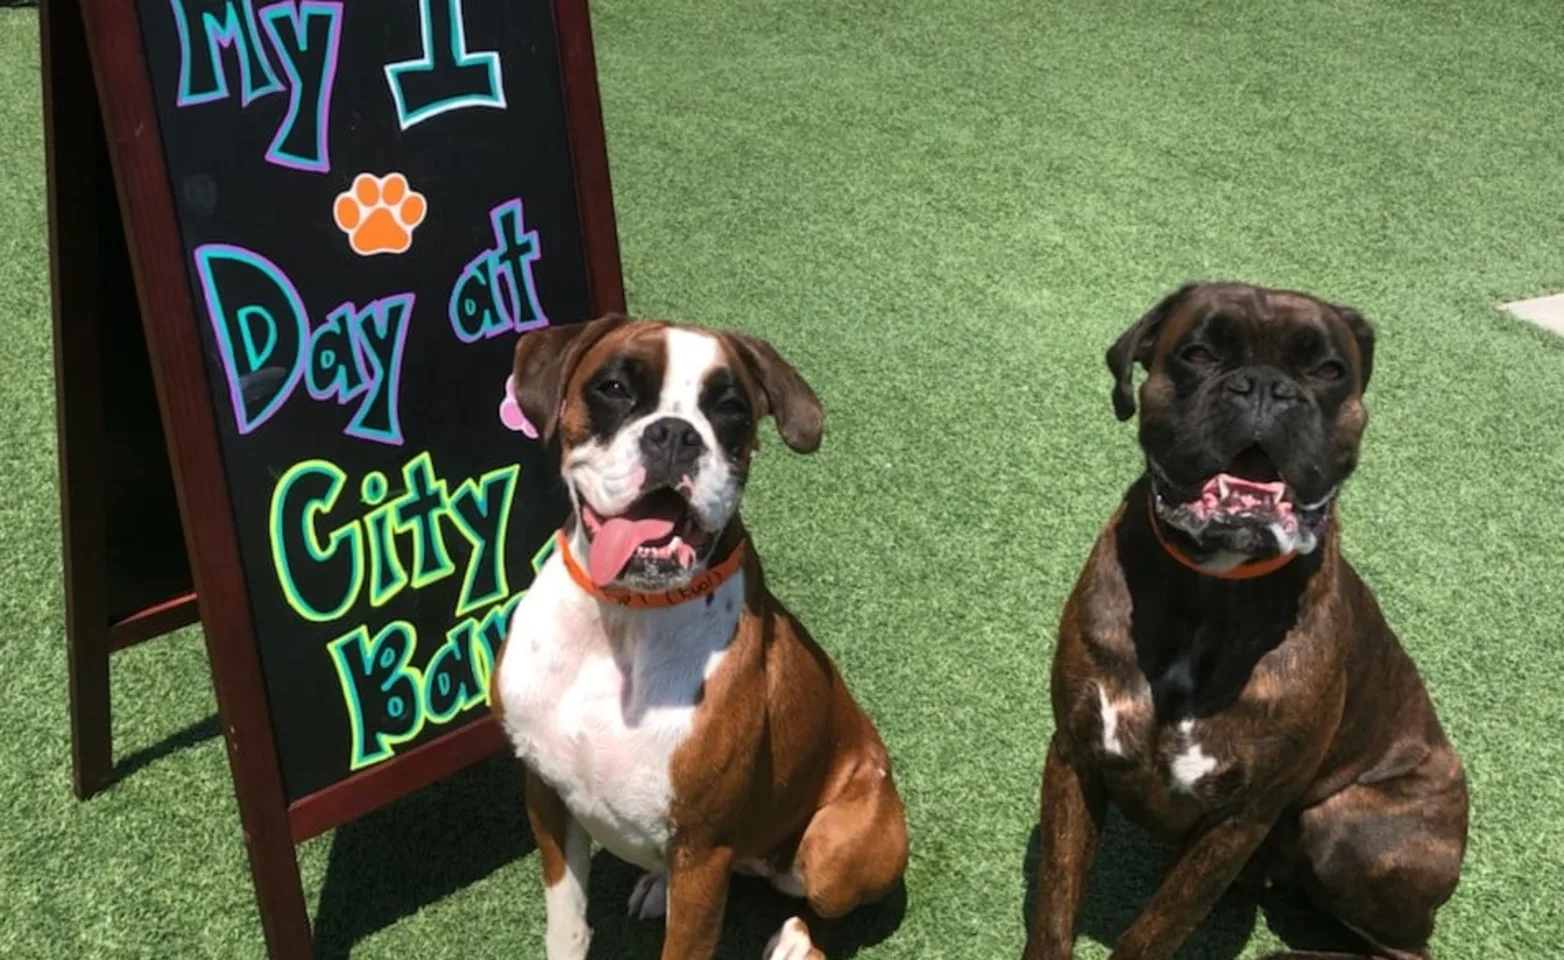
333, 173, 427, 256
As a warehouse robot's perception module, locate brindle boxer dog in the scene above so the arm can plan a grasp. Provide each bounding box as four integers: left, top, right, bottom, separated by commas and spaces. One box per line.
1022, 282, 1469, 960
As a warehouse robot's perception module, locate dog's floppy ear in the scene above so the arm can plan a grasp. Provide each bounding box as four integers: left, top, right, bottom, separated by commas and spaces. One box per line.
1106, 283, 1197, 421
725, 332, 824, 454
1333, 304, 1375, 394
511, 313, 630, 442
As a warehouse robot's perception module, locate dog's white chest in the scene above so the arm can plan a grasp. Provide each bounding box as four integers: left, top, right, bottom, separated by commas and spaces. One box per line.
496, 558, 743, 870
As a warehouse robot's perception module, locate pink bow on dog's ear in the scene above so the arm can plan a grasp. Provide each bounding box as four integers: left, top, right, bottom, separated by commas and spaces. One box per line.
499, 374, 540, 439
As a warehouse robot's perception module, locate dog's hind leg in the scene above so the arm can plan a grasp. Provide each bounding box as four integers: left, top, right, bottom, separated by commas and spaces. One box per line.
1281, 756, 1466, 960
791, 760, 908, 919
760, 760, 908, 958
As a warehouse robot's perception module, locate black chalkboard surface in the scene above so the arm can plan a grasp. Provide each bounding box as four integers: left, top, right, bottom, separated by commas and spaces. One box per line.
50, 0, 623, 951
133, 0, 593, 803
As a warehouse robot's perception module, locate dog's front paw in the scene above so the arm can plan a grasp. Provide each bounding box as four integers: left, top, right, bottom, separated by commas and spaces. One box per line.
764, 917, 824, 960
545, 915, 590, 960
627, 871, 667, 920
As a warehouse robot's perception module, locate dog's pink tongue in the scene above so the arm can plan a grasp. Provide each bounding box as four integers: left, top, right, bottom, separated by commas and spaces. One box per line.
588, 517, 676, 586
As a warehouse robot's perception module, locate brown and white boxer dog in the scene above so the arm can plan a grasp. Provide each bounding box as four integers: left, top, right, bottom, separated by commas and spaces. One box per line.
1022, 283, 1469, 960
491, 315, 908, 960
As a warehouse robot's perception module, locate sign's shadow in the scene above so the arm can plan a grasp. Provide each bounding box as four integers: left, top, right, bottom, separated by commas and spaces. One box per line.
1019, 811, 1369, 958
313, 754, 534, 960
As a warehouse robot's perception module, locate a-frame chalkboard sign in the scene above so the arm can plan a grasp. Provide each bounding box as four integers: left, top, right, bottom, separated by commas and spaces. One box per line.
42, 0, 623, 952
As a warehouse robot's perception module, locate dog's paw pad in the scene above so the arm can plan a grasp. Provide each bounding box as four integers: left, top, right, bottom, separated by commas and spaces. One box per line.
333, 172, 427, 256
627, 871, 667, 920
763, 917, 822, 960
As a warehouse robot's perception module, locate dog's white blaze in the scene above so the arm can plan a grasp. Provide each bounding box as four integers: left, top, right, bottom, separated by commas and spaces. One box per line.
1170, 736, 1217, 792
497, 556, 745, 872
659, 327, 720, 418
655, 328, 740, 533
1097, 686, 1124, 756
543, 818, 592, 960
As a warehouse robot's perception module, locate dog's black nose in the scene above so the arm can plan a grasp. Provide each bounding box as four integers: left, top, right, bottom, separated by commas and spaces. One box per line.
1228, 367, 1301, 420
641, 417, 705, 469
1268, 376, 1300, 401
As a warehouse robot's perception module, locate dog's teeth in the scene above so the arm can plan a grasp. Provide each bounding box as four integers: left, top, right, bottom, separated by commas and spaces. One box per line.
1217, 477, 1231, 499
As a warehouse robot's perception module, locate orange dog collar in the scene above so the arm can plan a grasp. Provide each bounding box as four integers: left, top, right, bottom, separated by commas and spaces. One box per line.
557, 528, 747, 608
1146, 494, 1298, 581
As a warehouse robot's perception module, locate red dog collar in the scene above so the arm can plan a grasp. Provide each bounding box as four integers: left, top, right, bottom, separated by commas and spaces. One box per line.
557, 528, 747, 608
1146, 494, 1298, 581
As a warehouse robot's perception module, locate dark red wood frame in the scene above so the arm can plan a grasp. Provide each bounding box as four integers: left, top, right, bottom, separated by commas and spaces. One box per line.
46, 0, 625, 953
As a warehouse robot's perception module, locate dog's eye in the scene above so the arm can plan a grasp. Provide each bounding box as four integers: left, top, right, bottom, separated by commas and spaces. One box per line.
1181, 345, 1218, 365
715, 394, 749, 417
1312, 361, 1346, 382
594, 378, 630, 400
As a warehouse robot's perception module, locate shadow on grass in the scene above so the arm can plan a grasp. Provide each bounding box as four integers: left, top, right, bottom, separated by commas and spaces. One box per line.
113, 713, 222, 781
585, 855, 906, 960
1020, 811, 1373, 958
104, 713, 910, 959
293, 744, 903, 958
313, 754, 534, 960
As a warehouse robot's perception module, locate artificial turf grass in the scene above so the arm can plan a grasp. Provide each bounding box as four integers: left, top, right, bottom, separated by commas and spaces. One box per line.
4, 0, 1564, 957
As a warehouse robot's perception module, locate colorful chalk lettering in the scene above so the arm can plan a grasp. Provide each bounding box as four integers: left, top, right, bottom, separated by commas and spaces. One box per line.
395, 452, 459, 589
269, 459, 366, 623
257, 1, 343, 173
195, 243, 310, 436
196, 241, 413, 446
328, 621, 426, 770
421, 625, 485, 724
342, 295, 413, 445
169, 0, 284, 107
446, 464, 520, 617
360, 472, 410, 609
169, 0, 341, 173
304, 302, 369, 405
322, 526, 548, 772
269, 451, 523, 622
448, 198, 548, 344
384, 0, 506, 130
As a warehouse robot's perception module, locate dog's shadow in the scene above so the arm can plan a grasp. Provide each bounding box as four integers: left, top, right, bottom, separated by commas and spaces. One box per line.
308, 751, 902, 959
587, 856, 906, 959
1020, 811, 1367, 959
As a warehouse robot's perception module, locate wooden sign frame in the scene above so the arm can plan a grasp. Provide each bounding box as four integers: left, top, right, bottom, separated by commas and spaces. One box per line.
43, 0, 625, 952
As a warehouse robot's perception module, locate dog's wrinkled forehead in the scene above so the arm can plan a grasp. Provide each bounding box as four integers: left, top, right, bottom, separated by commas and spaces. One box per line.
1148, 284, 1366, 376
553, 324, 755, 448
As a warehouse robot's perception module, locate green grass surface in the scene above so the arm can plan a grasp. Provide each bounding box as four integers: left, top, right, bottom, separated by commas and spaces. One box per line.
4, 1, 1564, 956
